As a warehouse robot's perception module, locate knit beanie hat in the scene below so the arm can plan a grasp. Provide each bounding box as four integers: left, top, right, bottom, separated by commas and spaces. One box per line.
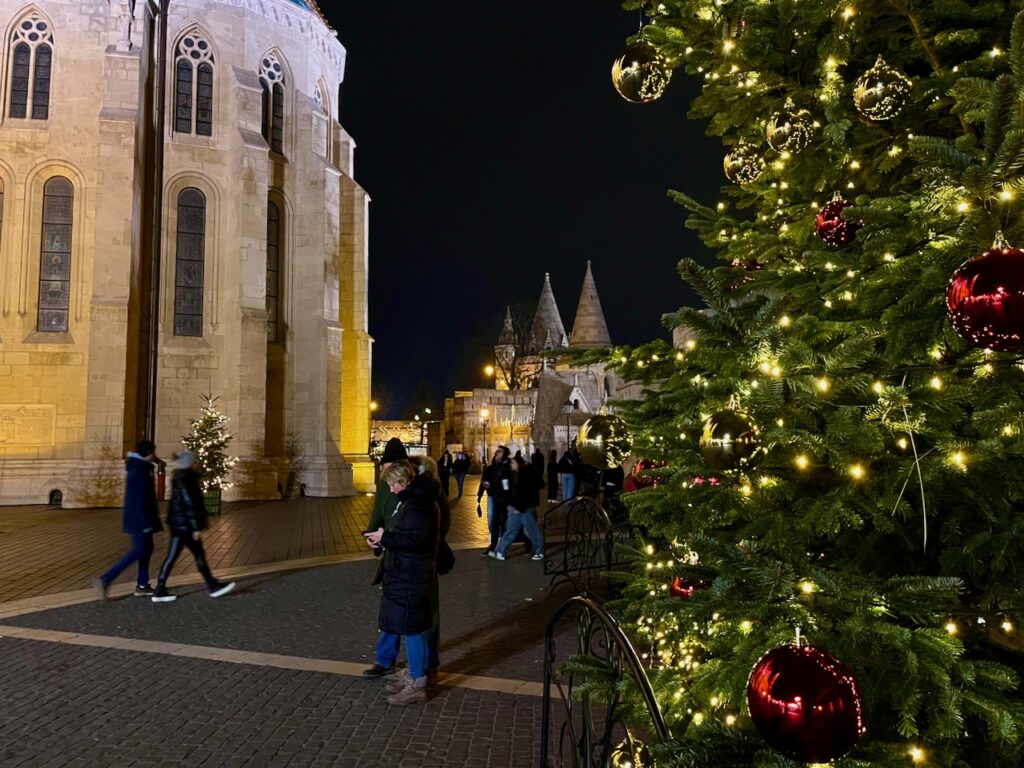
381, 437, 408, 464
135, 440, 156, 457
175, 451, 196, 470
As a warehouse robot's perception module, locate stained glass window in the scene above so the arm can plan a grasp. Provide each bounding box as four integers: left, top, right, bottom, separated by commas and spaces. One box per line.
259, 53, 285, 153
173, 188, 205, 337
8, 13, 53, 120
173, 31, 214, 136
266, 201, 281, 342
37, 177, 73, 332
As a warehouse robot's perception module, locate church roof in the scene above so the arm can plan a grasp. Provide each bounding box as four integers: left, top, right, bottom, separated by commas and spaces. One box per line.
283, 0, 334, 32
530, 273, 568, 352
498, 306, 515, 345
569, 261, 612, 349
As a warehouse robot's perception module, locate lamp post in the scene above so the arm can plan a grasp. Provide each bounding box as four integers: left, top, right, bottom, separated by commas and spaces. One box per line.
480, 406, 489, 465
563, 398, 574, 452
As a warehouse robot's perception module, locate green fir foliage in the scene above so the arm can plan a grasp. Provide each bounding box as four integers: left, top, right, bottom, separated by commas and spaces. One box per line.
181, 394, 237, 492
604, 0, 1024, 765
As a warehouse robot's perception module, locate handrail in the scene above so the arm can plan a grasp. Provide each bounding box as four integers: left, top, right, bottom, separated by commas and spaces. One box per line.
540, 595, 670, 767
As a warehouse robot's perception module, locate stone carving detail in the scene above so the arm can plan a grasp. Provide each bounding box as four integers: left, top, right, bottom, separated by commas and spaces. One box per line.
0, 405, 56, 446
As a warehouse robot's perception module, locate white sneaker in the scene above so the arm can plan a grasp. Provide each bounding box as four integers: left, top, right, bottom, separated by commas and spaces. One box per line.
531, 553, 544, 561
209, 581, 236, 598
487, 551, 498, 559
494, 552, 506, 561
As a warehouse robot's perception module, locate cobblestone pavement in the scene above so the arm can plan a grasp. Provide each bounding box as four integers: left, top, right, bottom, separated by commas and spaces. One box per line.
0, 483, 587, 767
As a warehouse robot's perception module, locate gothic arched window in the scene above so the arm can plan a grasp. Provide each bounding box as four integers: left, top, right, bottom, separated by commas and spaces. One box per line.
8, 11, 53, 120
37, 177, 73, 332
259, 53, 285, 153
174, 31, 214, 135
266, 200, 282, 342
173, 188, 206, 337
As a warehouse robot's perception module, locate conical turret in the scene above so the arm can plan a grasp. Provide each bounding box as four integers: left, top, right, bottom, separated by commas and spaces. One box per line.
569, 261, 611, 349
498, 305, 515, 345
530, 273, 568, 354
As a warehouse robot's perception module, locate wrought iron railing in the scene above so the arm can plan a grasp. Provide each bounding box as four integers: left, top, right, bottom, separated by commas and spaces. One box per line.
542, 495, 634, 595
541, 595, 670, 767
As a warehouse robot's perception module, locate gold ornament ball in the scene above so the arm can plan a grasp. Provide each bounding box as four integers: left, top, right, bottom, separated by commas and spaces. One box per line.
723, 142, 765, 185
611, 43, 672, 103
853, 56, 912, 121
766, 100, 814, 153
699, 409, 761, 470
577, 414, 632, 470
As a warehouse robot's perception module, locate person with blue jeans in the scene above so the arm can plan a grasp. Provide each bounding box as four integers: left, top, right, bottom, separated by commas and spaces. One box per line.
93, 440, 163, 600
493, 456, 545, 561
364, 461, 440, 706
476, 446, 510, 556
558, 446, 580, 502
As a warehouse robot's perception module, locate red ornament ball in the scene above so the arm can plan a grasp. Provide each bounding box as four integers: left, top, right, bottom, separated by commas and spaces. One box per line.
947, 237, 1024, 351
625, 459, 666, 491
669, 577, 711, 598
747, 643, 866, 763
815, 198, 861, 248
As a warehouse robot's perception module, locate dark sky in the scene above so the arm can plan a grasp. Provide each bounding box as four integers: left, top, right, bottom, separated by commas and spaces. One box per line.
325, 2, 723, 419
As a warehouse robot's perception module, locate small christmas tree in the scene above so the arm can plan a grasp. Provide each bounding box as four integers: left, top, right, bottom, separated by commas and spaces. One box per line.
181, 394, 237, 491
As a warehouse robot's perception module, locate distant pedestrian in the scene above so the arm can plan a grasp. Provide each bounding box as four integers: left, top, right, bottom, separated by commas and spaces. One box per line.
546, 449, 559, 503
476, 445, 510, 556
364, 461, 439, 706
451, 451, 470, 498
531, 447, 544, 476
438, 449, 453, 497
558, 445, 580, 501
93, 440, 163, 601
151, 452, 235, 603
493, 456, 545, 561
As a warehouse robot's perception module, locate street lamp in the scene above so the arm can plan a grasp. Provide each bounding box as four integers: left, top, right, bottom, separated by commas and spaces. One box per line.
480, 406, 490, 464
563, 398, 574, 451
484, 364, 495, 378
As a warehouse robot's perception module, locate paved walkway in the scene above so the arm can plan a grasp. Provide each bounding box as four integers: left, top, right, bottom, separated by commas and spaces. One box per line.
0, 479, 577, 767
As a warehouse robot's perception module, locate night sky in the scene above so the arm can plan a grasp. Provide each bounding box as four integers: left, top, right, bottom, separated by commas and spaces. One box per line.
324, 2, 723, 418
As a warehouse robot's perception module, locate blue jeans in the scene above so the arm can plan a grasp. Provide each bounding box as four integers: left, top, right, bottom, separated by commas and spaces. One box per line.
496, 507, 544, 556
376, 630, 430, 679
561, 474, 576, 501
100, 533, 154, 587
454, 473, 467, 497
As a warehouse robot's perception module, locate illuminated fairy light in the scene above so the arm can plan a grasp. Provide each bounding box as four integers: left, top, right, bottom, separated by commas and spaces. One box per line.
951, 451, 967, 470
872, 381, 884, 394
645, 544, 655, 555
739, 620, 753, 633
849, 160, 861, 170
676, 351, 684, 360
1002, 621, 1013, 632
796, 455, 809, 469
842, 6, 855, 18
992, 47, 1003, 57
930, 376, 943, 390
816, 378, 831, 392
740, 483, 753, 496
897, 437, 909, 450
945, 621, 958, 635
956, 201, 970, 213
686, 340, 697, 350
1000, 189, 1014, 201
930, 348, 943, 360
723, 40, 735, 53
849, 463, 865, 480
884, 252, 895, 262
779, 315, 791, 327
776, 418, 784, 427
909, 746, 925, 763
800, 580, 815, 593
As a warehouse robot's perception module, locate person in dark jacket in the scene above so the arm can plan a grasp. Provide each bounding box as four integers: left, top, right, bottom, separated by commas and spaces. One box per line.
438, 449, 453, 498
451, 451, 470, 498
93, 440, 163, 600
558, 445, 580, 501
531, 448, 545, 477
476, 445, 510, 556
364, 462, 439, 706
151, 451, 235, 603
546, 449, 559, 504
493, 456, 545, 561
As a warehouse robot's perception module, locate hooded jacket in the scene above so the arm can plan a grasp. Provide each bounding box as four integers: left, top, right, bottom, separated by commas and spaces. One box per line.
166, 468, 209, 535
123, 453, 162, 535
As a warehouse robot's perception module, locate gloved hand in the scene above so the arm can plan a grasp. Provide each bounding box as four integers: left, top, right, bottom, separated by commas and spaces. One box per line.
476, 503, 483, 518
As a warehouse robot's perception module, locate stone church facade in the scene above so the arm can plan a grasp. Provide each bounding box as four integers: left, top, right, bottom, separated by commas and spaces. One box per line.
0, 0, 373, 505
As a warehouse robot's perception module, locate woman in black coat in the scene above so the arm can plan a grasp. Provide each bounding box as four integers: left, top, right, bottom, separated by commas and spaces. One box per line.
151, 451, 235, 603
365, 461, 439, 705
546, 449, 559, 503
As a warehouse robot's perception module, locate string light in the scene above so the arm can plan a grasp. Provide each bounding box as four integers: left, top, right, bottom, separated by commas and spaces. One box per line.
849, 463, 865, 480
800, 580, 816, 593
795, 454, 809, 469
872, 381, 884, 394
1002, 621, 1013, 632
945, 621, 958, 635
930, 376, 943, 390
816, 378, 831, 392
779, 315, 791, 327
909, 746, 926, 763
724, 714, 737, 726
842, 6, 855, 18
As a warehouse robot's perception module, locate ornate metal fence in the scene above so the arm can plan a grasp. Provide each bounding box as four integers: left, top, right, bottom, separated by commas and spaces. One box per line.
542, 496, 634, 595
540, 595, 670, 767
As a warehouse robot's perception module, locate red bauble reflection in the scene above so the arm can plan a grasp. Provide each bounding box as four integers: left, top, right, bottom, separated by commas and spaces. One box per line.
747, 643, 866, 763
947, 239, 1024, 351
624, 459, 667, 491
669, 577, 711, 598
815, 198, 861, 248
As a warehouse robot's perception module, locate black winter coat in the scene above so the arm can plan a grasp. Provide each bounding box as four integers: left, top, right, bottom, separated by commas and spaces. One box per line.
167, 469, 209, 536
509, 464, 542, 512
378, 474, 439, 635
123, 454, 161, 534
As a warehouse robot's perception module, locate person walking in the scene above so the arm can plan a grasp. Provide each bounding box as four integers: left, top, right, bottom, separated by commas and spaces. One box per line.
93, 440, 163, 600
493, 456, 545, 561
476, 445, 510, 556
546, 449, 559, 504
364, 461, 439, 706
531, 447, 545, 477
438, 449, 453, 498
151, 452, 236, 602
451, 451, 470, 498
558, 445, 580, 501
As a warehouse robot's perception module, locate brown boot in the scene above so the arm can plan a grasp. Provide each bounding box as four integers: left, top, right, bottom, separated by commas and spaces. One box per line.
386, 676, 427, 706
385, 668, 413, 694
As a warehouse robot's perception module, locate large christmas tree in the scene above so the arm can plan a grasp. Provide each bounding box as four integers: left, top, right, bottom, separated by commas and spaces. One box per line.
606, 1, 1024, 765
